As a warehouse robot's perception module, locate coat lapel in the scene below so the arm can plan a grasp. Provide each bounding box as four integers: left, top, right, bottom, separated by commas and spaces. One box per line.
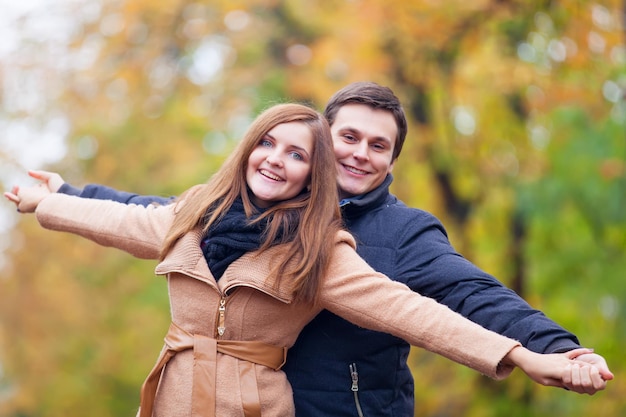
219, 245, 296, 304
154, 228, 296, 303
155, 228, 218, 288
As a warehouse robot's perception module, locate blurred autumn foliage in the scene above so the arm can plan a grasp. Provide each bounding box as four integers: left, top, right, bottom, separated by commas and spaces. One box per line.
1, 0, 625, 416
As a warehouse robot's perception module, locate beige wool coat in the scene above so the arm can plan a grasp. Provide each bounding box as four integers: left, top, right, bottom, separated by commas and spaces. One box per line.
35, 193, 520, 417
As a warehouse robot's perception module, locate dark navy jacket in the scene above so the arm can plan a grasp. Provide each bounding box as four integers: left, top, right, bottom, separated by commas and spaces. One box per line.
60, 175, 581, 416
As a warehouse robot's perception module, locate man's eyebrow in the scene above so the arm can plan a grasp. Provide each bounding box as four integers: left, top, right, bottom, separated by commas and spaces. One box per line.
338, 125, 392, 144
337, 126, 360, 134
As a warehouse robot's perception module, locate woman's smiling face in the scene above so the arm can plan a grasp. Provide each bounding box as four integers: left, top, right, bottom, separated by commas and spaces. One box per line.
246, 121, 313, 208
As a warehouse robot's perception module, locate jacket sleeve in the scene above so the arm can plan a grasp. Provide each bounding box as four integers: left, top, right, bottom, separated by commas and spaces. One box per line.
318, 234, 520, 380
390, 209, 581, 354
35, 193, 174, 259
58, 183, 174, 207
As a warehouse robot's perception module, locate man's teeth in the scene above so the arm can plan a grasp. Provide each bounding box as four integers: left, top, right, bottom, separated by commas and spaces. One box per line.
345, 166, 367, 175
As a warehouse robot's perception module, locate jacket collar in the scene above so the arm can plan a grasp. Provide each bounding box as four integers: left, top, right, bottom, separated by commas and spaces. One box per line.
155, 227, 296, 303
340, 174, 393, 219
155, 228, 215, 285
220, 244, 296, 303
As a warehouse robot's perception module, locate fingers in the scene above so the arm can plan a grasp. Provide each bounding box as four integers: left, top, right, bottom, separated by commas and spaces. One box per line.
599, 368, 615, 381
574, 352, 615, 381
563, 362, 607, 395
4, 187, 22, 211
4, 183, 48, 213
563, 348, 594, 360
4, 191, 19, 204
4, 189, 23, 212
28, 170, 64, 192
5, 173, 58, 214
570, 364, 586, 392
28, 170, 51, 181
588, 365, 607, 392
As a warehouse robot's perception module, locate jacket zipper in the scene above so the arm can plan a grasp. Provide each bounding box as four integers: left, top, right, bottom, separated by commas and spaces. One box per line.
216, 296, 227, 337
214, 284, 289, 339
350, 363, 364, 417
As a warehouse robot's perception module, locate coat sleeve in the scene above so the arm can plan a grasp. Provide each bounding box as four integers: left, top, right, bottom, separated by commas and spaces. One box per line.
390, 209, 581, 354
58, 183, 175, 207
318, 234, 520, 380
35, 193, 175, 259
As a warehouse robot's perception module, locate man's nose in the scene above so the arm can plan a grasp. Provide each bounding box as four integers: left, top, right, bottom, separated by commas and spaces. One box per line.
352, 141, 370, 161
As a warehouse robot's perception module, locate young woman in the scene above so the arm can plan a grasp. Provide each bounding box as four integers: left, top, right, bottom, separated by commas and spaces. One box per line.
6, 103, 605, 417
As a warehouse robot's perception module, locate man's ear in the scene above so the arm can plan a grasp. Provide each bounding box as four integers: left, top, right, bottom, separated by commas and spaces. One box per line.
387, 159, 396, 174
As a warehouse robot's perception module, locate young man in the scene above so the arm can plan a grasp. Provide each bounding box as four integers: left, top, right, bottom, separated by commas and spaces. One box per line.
19, 82, 612, 416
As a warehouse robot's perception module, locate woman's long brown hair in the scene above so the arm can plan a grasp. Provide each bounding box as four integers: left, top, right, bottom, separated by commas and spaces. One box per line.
160, 103, 344, 304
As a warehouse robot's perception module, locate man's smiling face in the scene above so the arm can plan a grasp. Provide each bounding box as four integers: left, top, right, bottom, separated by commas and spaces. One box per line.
331, 104, 398, 200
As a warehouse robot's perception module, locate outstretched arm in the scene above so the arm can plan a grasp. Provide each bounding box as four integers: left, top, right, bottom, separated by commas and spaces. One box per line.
320, 238, 611, 395
387, 209, 614, 381
6, 190, 172, 260
11, 170, 174, 207
4, 176, 174, 259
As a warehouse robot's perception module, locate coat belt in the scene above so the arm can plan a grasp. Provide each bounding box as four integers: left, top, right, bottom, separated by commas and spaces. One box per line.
139, 322, 288, 417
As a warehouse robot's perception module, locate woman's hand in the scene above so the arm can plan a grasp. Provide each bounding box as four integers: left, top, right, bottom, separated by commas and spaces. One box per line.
4, 170, 64, 213
561, 348, 614, 394
503, 346, 609, 395
569, 349, 615, 383
4, 183, 51, 213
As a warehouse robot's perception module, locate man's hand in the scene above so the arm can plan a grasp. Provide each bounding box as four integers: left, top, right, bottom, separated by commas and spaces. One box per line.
28, 170, 65, 192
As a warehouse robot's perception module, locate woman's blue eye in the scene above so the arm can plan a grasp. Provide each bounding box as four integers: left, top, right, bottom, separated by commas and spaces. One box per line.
290, 151, 303, 161
260, 139, 272, 147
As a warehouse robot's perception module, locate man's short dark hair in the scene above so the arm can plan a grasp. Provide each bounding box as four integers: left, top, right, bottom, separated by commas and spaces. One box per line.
323, 81, 408, 161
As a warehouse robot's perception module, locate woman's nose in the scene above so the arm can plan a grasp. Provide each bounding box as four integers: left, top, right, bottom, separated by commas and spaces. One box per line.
266, 151, 284, 167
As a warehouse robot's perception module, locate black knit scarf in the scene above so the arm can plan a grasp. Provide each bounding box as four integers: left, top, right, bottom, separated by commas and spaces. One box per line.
201, 197, 269, 280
